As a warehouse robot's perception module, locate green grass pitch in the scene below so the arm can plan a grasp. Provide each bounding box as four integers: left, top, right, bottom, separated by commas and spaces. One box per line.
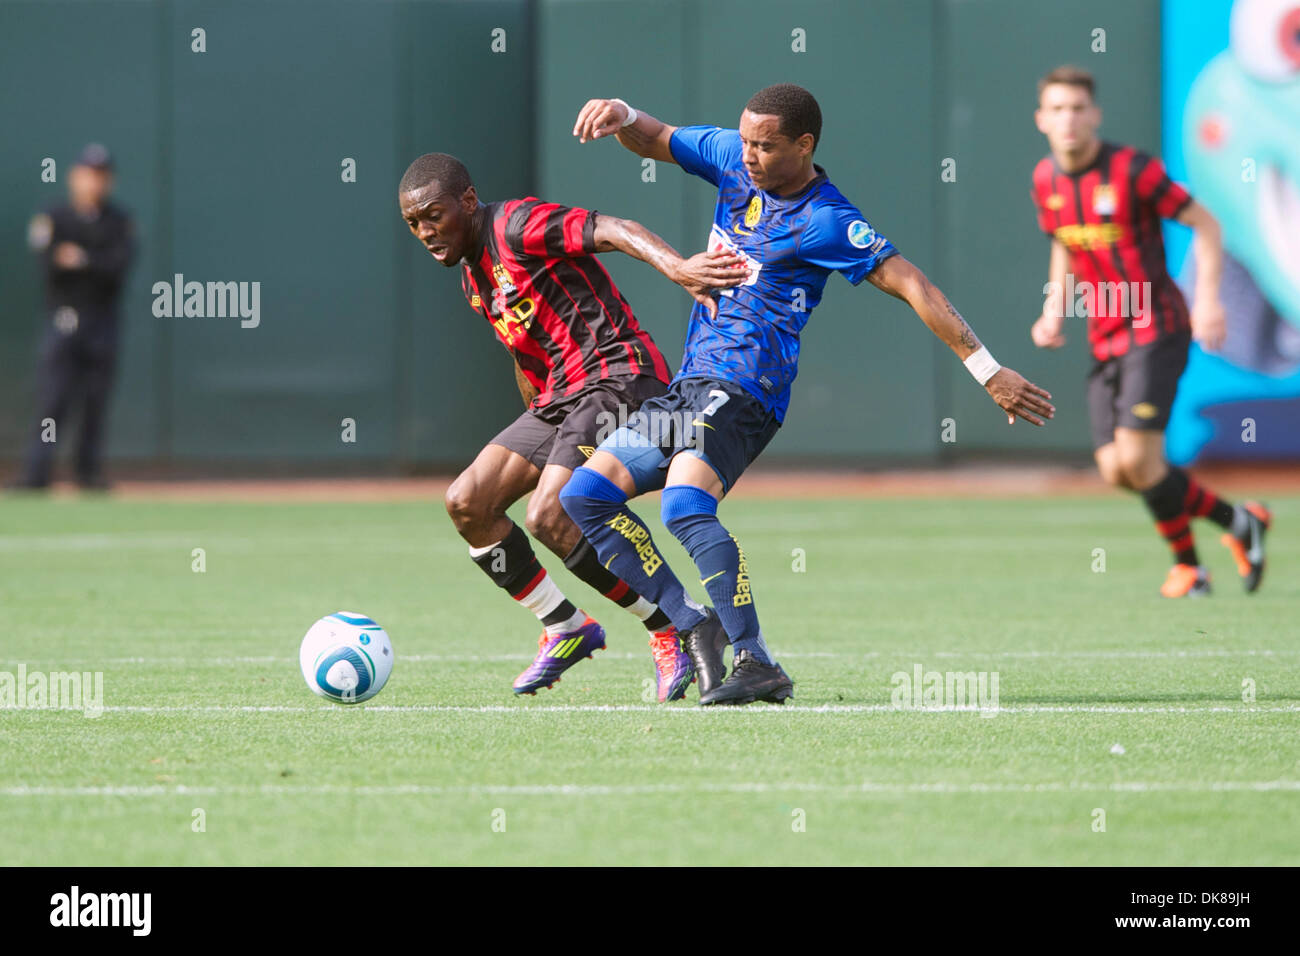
2, 491, 1297, 865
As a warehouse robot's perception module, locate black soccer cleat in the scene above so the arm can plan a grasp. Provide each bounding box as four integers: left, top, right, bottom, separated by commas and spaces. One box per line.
1221, 501, 1271, 593
699, 649, 793, 706
680, 607, 730, 696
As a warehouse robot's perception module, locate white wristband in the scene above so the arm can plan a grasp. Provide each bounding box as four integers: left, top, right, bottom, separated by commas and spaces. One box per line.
964, 346, 1002, 386
610, 98, 638, 127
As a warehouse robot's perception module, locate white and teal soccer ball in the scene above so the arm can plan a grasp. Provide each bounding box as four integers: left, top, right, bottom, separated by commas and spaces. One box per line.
299, 612, 394, 704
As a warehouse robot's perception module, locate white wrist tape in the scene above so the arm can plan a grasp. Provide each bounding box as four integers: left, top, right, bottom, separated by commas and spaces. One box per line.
964, 346, 1002, 386
610, 98, 638, 127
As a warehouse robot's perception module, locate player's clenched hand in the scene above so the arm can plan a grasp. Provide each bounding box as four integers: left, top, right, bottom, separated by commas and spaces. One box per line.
53, 242, 87, 270
673, 251, 749, 318
985, 367, 1055, 426
573, 99, 629, 143
1030, 313, 1066, 349
1191, 297, 1227, 352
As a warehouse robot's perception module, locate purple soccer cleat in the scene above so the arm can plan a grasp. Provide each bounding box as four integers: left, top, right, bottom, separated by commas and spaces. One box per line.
513, 615, 606, 695
649, 626, 695, 703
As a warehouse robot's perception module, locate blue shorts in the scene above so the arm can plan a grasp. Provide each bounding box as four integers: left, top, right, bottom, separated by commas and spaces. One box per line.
592, 376, 780, 495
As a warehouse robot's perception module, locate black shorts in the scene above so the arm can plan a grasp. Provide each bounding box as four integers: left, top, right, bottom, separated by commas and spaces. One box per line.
489, 375, 668, 472
594, 376, 781, 495
1086, 330, 1190, 450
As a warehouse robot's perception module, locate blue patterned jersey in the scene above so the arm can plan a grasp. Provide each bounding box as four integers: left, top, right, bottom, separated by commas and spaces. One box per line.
669, 125, 898, 421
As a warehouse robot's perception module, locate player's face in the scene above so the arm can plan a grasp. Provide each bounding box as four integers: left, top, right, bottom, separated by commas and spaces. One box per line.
738, 110, 814, 194
69, 164, 112, 208
1035, 84, 1101, 155
399, 183, 478, 267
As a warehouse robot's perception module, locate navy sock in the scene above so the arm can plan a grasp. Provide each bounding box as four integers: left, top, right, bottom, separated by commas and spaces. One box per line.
562, 538, 670, 631
661, 485, 771, 665
558, 467, 706, 633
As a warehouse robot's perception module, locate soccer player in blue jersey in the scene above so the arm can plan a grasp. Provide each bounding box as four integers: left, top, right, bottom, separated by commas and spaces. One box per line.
560, 85, 1055, 705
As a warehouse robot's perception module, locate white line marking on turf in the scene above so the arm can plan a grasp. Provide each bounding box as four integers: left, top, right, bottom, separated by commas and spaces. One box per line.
2, 781, 1297, 798
6, 648, 1298, 666
22, 703, 1300, 714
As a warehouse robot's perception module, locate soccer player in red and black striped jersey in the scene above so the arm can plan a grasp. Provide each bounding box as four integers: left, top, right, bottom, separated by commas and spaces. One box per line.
398, 152, 742, 697
1029, 67, 1270, 597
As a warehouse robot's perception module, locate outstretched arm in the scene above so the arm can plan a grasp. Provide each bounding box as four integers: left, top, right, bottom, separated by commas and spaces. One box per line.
1176, 200, 1226, 351
573, 98, 679, 163
591, 214, 746, 318
867, 255, 1056, 426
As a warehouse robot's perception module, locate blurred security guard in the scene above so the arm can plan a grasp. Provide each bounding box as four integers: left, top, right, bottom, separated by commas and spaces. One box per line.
13, 144, 134, 490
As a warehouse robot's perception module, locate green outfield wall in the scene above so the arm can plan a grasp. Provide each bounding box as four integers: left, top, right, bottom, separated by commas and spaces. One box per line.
0, 0, 1163, 470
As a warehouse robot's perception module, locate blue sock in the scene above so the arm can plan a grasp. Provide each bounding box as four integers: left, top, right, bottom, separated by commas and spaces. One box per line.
661, 484, 772, 665
558, 467, 706, 633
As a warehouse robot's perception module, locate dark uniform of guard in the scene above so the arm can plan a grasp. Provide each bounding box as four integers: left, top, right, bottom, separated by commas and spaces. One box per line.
15, 144, 134, 490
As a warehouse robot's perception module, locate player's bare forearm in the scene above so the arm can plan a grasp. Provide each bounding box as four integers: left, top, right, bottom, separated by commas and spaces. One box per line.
614, 111, 677, 163
1177, 200, 1223, 304
868, 255, 1054, 425
591, 214, 747, 316
513, 359, 538, 407
1176, 200, 1227, 349
1044, 239, 1068, 318
867, 255, 982, 358
573, 99, 678, 163
592, 215, 687, 283
1031, 241, 1070, 349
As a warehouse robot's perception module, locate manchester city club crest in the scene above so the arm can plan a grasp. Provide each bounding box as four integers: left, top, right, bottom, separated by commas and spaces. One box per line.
1092, 184, 1117, 216
491, 262, 516, 295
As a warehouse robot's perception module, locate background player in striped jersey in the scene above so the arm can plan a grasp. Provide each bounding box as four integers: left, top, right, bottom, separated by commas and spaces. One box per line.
560, 85, 1055, 705
398, 152, 742, 699
1029, 67, 1271, 598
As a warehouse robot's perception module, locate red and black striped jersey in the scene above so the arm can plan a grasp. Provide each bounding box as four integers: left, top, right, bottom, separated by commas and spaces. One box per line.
1030, 142, 1193, 362
458, 198, 671, 407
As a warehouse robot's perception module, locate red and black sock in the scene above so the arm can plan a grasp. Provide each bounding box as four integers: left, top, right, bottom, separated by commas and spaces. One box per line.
470, 522, 577, 628
563, 538, 672, 631
1140, 469, 1199, 566
1176, 467, 1236, 530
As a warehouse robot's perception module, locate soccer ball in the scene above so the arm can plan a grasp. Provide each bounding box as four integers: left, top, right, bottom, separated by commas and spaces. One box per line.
299, 612, 394, 704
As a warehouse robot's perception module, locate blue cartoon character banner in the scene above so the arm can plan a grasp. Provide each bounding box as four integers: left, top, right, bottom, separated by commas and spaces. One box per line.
1165, 0, 1300, 461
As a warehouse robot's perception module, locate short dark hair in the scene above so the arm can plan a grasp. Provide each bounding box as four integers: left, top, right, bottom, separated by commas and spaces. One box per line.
1038, 66, 1095, 104
399, 152, 472, 197
745, 83, 822, 152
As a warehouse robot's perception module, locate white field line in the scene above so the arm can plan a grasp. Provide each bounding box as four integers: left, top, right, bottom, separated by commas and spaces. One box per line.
13, 703, 1300, 715
0, 533, 1087, 553
2, 780, 1298, 798
0, 523, 1140, 550
5, 648, 1298, 666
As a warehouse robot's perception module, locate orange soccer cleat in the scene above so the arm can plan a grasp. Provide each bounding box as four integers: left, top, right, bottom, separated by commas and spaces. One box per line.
648, 627, 695, 703
1160, 563, 1211, 598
